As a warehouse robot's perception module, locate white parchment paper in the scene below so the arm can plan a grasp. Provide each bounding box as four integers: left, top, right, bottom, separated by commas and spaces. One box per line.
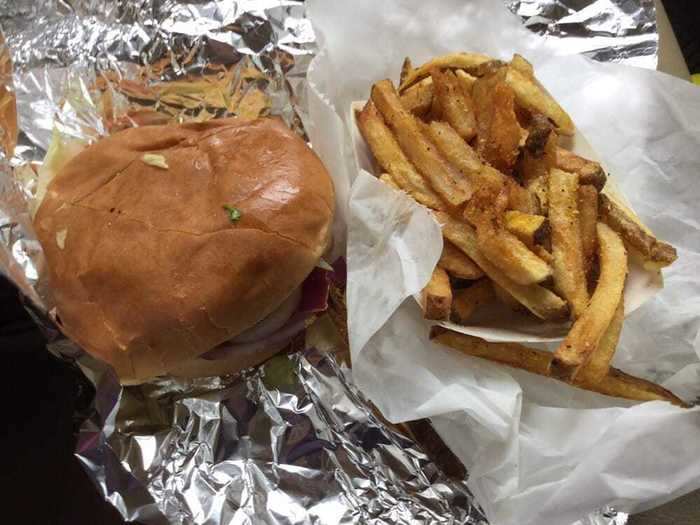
305, 1, 700, 524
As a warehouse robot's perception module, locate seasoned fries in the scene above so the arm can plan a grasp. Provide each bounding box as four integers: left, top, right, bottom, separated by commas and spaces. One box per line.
422, 266, 452, 320
473, 216, 552, 285
504, 67, 575, 135
439, 213, 567, 320
551, 223, 627, 380
425, 120, 482, 175
549, 169, 589, 318
510, 53, 534, 78
439, 241, 484, 280
357, 50, 682, 406
556, 148, 606, 190
599, 193, 678, 270
455, 69, 477, 91
430, 328, 686, 407
371, 80, 472, 206
492, 281, 524, 311
473, 72, 524, 174
451, 280, 493, 324
357, 101, 445, 210
576, 297, 624, 385
400, 56, 413, 85
505, 210, 547, 248
578, 184, 599, 277
520, 114, 557, 212
400, 77, 433, 116
430, 68, 477, 140
398, 52, 492, 91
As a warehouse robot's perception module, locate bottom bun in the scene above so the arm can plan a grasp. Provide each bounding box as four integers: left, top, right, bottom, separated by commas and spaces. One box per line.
161, 339, 290, 380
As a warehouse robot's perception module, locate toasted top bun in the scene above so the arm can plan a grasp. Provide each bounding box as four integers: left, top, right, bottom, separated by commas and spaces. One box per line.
34, 117, 334, 381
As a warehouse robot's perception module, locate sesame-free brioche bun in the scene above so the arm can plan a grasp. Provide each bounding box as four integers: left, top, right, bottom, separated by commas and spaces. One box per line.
34, 117, 334, 382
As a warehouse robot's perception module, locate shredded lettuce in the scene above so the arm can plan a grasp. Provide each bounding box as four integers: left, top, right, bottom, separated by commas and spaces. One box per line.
33, 127, 86, 216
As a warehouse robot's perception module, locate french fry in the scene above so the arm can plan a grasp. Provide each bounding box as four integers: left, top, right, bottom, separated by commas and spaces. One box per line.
469, 59, 508, 78
502, 171, 540, 215
357, 100, 445, 210
438, 212, 568, 320
520, 114, 558, 212
424, 119, 536, 213
504, 67, 575, 136
425, 120, 483, 174
556, 148, 607, 190
455, 69, 477, 91
599, 193, 678, 270
505, 210, 547, 248
438, 241, 484, 280
356, 50, 683, 409
510, 53, 534, 78
428, 82, 444, 120
578, 184, 599, 276
371, 80, 472, 206
591, 367, 686, 407
549, 168, 589, 318
451, 280, 494, 324
398, 52, 493, 91
492, 281, 524, 311
400, 77, 433, 116
432, 326, 551, 374
400, 57, 413, 85
430, 68, 477, 140
430, 328, 686, 407
533, 245, 554, 265
525, 176, 549, 215
524, 113, 555, 158
422, 266, 453, 320
379, 172, 400, 190
473, 72, 524, 174
400, 71, 477, 117
474, 217, 552, 285
551, 223, 627, 380
576, 297, 624, 385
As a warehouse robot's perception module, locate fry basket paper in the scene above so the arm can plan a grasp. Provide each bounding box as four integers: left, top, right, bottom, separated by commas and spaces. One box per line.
304, 1, 700, 525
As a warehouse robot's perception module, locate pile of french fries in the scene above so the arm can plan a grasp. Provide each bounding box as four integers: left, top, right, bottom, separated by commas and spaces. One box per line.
357, 52, 684, 406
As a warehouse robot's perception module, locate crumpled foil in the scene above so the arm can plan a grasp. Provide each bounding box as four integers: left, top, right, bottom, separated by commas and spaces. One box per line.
0, 0, 655, 523
505, 0, 658, 68
72, 344, 486, 524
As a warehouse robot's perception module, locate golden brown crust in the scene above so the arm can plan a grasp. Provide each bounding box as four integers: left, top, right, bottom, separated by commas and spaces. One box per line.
34, 117, 334, 381
598, 193, 677, 268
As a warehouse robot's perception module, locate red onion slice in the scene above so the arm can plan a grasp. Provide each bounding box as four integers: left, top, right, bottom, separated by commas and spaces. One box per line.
231, 287, 302, 344
298, 267, 332, 314
201, 311, 312, 360
200, 264, 336, 361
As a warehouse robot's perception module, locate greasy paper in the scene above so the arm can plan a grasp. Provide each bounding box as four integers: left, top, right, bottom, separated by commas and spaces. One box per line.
305, 1, 700, 525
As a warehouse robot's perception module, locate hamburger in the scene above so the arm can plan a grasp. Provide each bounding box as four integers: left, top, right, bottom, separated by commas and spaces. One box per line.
33, 117, 335, 383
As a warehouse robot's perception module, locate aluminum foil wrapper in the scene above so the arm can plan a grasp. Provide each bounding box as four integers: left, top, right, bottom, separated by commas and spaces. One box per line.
72, 344, 486, 524
0, 0, 655, 523
505, 0, 658, 68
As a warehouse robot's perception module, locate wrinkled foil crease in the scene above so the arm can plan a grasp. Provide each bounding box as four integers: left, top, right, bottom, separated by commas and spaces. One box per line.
505, 0, 658, 68
73, 345, 486, 524
0, 0, 653, 523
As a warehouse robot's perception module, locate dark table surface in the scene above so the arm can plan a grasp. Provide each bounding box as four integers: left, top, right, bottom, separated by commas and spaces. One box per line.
2, 276, 129, 525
